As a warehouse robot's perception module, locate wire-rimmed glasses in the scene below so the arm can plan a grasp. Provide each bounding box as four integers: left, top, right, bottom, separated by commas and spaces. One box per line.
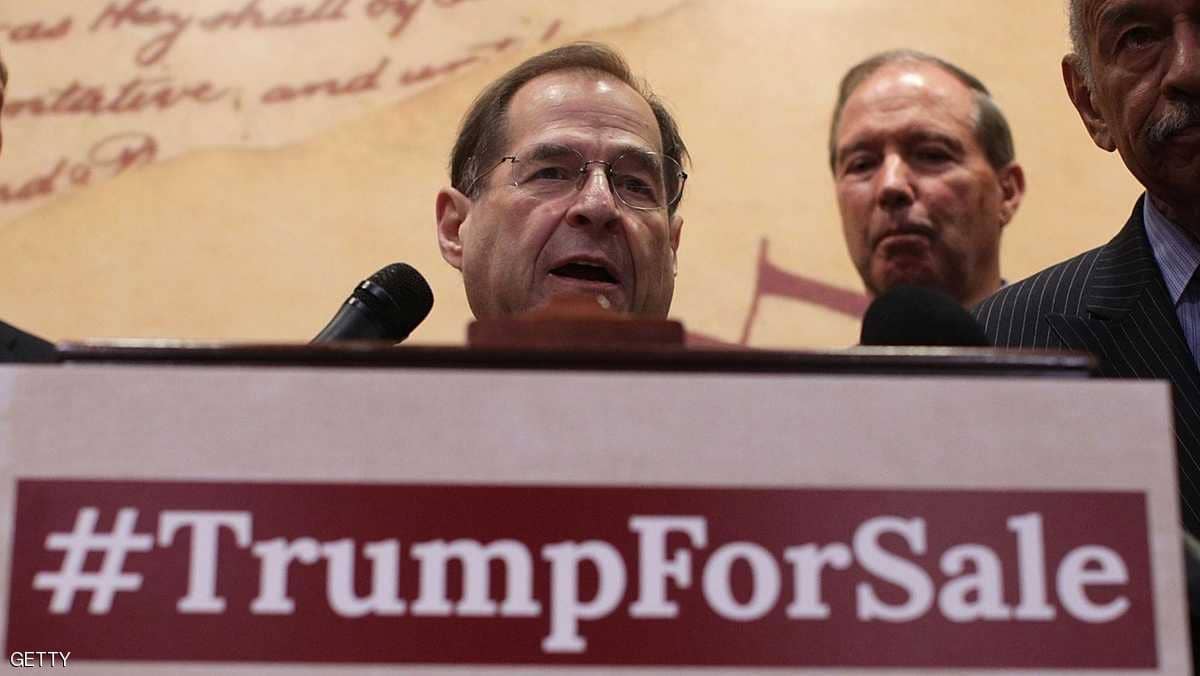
467, 143, 687, 211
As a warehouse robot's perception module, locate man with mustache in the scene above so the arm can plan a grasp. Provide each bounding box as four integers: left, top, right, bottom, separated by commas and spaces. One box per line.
0, 49, 56, 363
976, 0, 1200, 532
435, 42, 687, 319
831, 50, 1025, 308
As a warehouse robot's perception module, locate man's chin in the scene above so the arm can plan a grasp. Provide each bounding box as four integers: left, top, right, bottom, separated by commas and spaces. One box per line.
538, 277, 630, 313
872, 262, 944, 295
522, 290, 629, 317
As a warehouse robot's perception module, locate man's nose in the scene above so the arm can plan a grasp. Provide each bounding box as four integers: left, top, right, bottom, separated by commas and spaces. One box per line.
566, 165, 622, 230
877, 155, 916, 210
1163, 18, 1200, 100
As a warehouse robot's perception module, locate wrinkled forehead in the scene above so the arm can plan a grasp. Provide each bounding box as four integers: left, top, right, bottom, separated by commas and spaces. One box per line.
503, 70, 663, 155
840, 63, 978, 139
1085, 0, 1192, 36
858, 63, 973, 114
1085, 0, 1133, 34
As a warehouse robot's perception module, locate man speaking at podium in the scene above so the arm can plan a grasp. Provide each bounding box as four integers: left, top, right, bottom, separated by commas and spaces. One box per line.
976, 0, 1200, 532
0, 50, 56, 364
434, 43, 688, 319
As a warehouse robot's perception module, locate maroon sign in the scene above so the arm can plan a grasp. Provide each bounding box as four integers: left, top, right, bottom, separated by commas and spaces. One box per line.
5, 480, 1155, 668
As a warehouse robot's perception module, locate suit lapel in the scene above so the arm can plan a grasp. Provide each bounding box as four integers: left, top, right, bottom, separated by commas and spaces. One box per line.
1047, 199, 1200, 531
1047, 199, 1200, 386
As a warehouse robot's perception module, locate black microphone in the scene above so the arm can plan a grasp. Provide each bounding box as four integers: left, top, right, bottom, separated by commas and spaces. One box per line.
860, 284, 990, 347
312, 264, 433, 343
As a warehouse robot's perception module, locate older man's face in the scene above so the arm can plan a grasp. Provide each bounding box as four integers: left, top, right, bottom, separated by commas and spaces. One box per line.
1070, 0, 1200, 211
437, 71, 683, 319
834, 62, 1023, 307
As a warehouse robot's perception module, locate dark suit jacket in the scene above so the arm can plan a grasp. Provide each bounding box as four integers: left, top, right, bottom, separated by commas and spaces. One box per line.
0, 319, 55, 363
974, 197, 1200, 534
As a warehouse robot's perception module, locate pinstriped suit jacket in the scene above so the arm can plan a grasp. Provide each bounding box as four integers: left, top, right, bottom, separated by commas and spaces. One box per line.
974, 197, 1200, 534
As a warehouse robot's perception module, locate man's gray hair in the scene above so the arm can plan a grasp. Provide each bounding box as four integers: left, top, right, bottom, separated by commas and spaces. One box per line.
1067, 0, 1092, 81
449, 42, 689, 217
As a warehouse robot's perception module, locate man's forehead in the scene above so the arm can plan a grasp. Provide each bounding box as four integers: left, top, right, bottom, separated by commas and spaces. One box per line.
504, 70, 662, 152
841, 63, 976, 138
1089, 0, 1182, 34
522, 71, 627, 106
855, 63, 970, 108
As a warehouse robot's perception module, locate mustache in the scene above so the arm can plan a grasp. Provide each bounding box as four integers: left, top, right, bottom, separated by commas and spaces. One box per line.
1145, 100, 1200, 150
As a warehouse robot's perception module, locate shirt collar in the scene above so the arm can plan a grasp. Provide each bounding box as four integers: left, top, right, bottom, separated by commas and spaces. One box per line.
1144, 194, 1200, 306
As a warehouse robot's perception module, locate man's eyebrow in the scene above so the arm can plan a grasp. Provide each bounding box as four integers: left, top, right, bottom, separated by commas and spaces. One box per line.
836, 139, 877, 163
907, 131, 965, 152
613, 146, 663, 171
836, 130, 963, 160
1097, 2, 1153, 35
523, 142, 664, 169
523, 143, 577, 161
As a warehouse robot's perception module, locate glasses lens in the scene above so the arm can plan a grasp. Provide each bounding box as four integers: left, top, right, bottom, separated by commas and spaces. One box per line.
608, 153, 659, 209
612, 153, 683, 210
509, 146, 684, 210
511, 146, 585, 199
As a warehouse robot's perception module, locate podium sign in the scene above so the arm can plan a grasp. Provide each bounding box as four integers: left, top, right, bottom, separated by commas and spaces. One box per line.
0, 362, 1187, 673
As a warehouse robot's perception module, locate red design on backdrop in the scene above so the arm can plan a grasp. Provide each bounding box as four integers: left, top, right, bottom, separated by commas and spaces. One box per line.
687, 238, 870, 347
739, 238, 870, 344
0, 132, 158, 205
0, 17, 73, 43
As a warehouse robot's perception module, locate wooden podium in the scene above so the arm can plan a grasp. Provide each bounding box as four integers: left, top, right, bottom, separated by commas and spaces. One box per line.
0, 342, 1188, 674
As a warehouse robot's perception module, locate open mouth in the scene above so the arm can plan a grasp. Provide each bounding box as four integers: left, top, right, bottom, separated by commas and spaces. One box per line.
549, 262, 618, 285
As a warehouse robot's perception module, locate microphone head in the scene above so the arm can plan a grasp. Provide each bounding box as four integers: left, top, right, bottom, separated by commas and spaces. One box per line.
351, 263, 434, 341
859, 284, 990, 347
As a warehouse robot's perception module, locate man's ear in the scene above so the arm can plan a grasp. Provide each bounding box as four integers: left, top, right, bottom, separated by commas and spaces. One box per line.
996, 162, 1026, 227
669, 214, 683, 276
436, 187, 471, 270
1062, 56, 1116, 151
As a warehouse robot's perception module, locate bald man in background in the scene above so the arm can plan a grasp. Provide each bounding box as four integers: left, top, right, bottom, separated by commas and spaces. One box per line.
829, 50, 1026, 308
0, 49, 57, 363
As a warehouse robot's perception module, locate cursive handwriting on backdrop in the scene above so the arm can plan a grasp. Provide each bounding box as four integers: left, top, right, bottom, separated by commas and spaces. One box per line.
0, 0, 586, 219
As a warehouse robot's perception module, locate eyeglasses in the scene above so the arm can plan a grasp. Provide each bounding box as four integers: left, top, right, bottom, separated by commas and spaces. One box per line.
467, 144, 687, 211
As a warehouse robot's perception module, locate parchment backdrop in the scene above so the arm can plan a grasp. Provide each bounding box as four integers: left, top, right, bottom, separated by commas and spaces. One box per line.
0, 0, 1143, 348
